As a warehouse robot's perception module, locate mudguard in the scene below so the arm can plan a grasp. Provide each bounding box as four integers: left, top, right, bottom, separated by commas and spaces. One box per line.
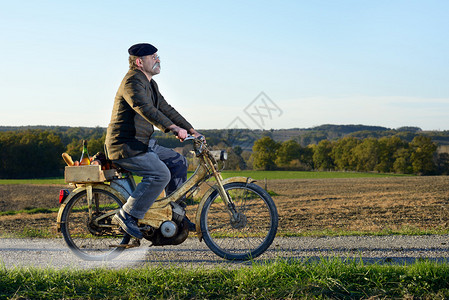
56, 184, 126, 232
195, 176, 256, 239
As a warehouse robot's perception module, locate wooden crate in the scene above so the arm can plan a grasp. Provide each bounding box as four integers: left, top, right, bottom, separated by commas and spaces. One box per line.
65, 165, 106, 183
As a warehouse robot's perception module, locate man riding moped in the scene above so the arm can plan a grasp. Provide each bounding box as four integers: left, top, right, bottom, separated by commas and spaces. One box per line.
105, 43, 203, 239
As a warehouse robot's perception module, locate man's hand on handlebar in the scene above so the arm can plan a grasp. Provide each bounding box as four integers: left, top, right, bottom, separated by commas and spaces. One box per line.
169, 125, 205, 143
169, 125, 188, 141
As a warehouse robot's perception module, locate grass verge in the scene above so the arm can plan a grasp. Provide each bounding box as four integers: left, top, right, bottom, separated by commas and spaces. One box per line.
279, 226, 449, 237
0, 178, 66, 185
0, 226, 55, 239
0, 207, 59, 216
1, 258, 449, 299
0, 170, 404, 185
219, 170, 407, 180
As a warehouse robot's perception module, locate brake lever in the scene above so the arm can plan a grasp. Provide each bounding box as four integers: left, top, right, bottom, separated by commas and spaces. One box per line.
183, 135, 196, 142
184, 135, 205, 142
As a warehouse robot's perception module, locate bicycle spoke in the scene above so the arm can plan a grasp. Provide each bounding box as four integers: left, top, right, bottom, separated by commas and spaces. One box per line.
61, 188, 130, 261
201, 182, 278, 260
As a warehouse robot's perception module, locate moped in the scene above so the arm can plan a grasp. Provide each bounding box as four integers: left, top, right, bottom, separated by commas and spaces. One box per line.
57, 136, 278, 261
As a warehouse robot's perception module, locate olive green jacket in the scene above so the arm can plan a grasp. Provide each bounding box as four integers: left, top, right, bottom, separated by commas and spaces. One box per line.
105, 69, 193, 160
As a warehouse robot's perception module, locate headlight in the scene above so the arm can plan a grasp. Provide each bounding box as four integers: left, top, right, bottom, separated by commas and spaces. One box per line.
209, 150, 227, 161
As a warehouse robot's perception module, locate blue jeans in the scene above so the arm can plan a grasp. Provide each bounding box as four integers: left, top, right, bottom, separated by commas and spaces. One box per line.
113, 139, 188, 219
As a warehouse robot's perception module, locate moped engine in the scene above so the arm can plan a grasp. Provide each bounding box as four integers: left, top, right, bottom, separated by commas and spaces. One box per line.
142, 201, 189, 246
160, 220, 178, 238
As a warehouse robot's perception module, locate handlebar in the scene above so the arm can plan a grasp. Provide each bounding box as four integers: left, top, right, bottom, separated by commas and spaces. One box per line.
184, 135, 205, 142
183, 135, 196, 141
184, 135, 207, 156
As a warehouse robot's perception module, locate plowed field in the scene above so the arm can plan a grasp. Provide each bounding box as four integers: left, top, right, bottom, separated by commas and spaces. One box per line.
1, 176, 449, 236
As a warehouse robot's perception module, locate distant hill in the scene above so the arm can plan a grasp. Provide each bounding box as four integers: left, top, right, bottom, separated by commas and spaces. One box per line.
1, 124, 449, 151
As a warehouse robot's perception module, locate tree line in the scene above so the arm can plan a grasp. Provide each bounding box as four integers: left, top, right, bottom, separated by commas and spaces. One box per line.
0, 128, 448, 178
0, 129, 105, 179
251, 136, 449, 175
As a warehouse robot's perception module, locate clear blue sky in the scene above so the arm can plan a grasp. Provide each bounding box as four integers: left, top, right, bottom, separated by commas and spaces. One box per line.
1, 0, 448, 130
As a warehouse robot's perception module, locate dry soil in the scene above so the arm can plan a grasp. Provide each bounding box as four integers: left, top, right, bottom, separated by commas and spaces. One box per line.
1, 176, 449, 236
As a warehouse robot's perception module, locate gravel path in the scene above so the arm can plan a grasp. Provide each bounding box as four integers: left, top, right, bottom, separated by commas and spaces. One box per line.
1, 235, 449, 270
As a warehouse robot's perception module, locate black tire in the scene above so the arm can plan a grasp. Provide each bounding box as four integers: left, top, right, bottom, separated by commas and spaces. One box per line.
200, 182, 278, 260
60, 188, 130, 261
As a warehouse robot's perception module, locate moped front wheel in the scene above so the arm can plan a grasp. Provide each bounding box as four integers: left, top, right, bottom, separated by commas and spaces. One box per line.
60, 188, 130, 261
200, 182, 278, 260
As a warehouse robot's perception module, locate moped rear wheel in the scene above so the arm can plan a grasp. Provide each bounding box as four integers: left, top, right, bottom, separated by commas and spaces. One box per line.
200, 182, 278, 260
60, 188, 130, 261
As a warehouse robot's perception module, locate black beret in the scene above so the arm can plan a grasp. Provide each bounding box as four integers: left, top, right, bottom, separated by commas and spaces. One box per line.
128, 43, 158, 56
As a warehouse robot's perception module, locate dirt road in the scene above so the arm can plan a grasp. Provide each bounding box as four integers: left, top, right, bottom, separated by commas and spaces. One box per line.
1, 235, 449, 270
